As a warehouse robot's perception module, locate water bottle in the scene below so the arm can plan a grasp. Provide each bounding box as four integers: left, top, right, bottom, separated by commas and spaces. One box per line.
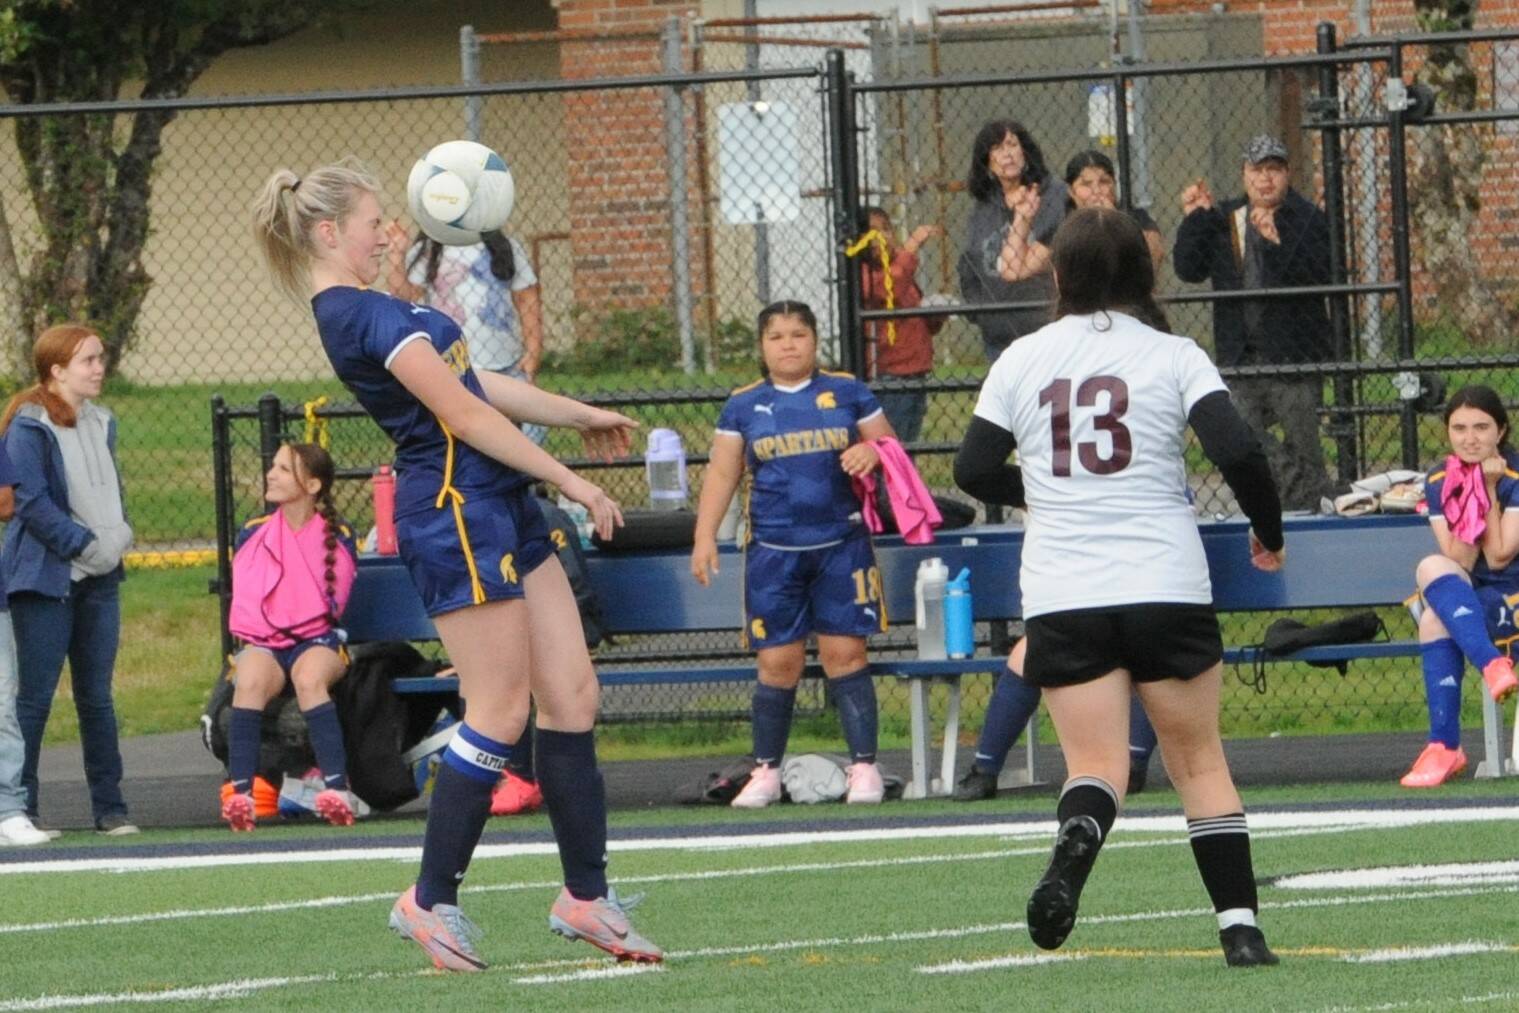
945, 567, 974, 659
914, 557, 949, 660
716, 495, 742, 542
645, 428, 688, 511
371, 464, 397, 555
557, 496, 593, 548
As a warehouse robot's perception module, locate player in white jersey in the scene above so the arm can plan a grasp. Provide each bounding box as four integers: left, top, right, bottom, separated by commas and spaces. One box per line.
955, 207, 1285, 968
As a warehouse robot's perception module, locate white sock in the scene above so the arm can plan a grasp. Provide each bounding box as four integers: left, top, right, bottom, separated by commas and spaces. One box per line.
1217, 907, 1257, 931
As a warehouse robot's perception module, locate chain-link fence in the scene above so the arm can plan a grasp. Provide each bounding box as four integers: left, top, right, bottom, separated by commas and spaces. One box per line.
7, 12, 1519, 739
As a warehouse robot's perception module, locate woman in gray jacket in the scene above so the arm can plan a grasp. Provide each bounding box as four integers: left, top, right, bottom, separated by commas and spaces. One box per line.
0, 323, 135, 836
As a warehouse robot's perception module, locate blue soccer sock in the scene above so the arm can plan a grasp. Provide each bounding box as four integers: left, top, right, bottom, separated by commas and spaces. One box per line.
300, 701, 349, 790
1129, 701, 1158, 763
1423, 574, 1501, 670
751, 682, 797, 767
536, 728, 610, 902
416, 723, 510, 910
972, 669, 1042, 775
1421, 638, 1465, 748
227, 706, 263, 795
830, 667, 878, 764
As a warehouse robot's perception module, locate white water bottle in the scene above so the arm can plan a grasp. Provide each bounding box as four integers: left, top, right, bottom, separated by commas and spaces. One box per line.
645, 428, 688, 511
915, 557, 949, 660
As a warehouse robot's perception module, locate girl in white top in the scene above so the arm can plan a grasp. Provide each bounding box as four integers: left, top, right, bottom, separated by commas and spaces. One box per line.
956, 206, 1285, 968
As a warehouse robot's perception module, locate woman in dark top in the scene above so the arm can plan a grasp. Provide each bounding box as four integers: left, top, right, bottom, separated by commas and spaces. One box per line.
956, 120, 1069, 361
1064, 150, 1165, 269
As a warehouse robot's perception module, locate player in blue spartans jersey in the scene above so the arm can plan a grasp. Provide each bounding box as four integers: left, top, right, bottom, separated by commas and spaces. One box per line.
252, 160, 661, 970
1401, 384, 1519, 788
690, 301, 897, 807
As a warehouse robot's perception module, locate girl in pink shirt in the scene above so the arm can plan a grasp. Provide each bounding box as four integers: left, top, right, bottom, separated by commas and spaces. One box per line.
223, 443, 357, 830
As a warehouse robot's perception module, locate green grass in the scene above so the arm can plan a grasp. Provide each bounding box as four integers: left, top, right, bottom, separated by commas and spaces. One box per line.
1, 785, 1516, 1009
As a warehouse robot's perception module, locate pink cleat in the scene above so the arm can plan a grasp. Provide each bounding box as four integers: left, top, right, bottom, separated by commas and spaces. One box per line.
490, 772, 544, 816
730, 764, 783, 809
845, 762, 885, 804
1482, 656, 1518, 703
313, 789, 359, 827
1399, 743, 1468, 788
388, 885, 487, 971
220, 791, 256, 832
548, 887, 663, 963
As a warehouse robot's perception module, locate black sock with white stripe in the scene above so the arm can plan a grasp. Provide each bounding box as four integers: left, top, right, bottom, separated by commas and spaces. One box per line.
1057, 776, 1119, 841
1187, 812, 1258, 929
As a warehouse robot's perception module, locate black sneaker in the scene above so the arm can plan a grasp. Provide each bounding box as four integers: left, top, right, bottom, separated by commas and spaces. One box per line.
95, 813, 140, 837
1220, 924, 1279, 967
952, 767, 998, 802
1127, 758, 1149, 795
1026, 815, 1103, 950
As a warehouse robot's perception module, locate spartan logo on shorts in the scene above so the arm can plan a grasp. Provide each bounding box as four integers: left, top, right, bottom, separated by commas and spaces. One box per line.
500, 553, 518, 583
750, 618, 767, 640
815, 391, 836, 409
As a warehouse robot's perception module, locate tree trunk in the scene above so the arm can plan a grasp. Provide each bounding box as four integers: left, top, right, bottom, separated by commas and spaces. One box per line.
1408, 0, 1514, 345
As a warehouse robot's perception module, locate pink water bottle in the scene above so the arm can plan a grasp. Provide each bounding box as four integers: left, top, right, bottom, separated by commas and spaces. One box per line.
372, 465, 397, 555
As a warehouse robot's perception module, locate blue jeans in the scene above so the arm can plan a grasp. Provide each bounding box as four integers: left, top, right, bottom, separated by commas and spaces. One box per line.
11, 576, 128, 822
0, 612, 26, 819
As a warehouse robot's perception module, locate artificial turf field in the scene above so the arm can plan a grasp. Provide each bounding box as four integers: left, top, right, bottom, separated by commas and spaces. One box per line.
1, 784, 1516, 1011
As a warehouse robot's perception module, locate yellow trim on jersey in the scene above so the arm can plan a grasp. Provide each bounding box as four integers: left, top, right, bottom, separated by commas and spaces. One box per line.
1429, 470, 1446, 483
1507, 468, 1519, 480
433, 419, 486, 606
866, 536, 889, 633
738, 478, 754, 651
242, 515, 273, 530
730, 378, 765, 396
820, 369, 856, 380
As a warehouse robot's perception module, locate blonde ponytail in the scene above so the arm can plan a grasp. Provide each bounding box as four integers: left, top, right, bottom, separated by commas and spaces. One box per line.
251, 158, 382, 301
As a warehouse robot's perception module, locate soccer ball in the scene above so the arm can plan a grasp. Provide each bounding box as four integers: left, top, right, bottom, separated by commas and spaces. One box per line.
406, 140, 515, 246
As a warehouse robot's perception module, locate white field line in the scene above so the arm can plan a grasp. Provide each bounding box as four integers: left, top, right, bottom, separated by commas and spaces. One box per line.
917, 953, 1083, 974
1319, 990, 1519, 1012
3, 805, 1515, 877
0, 822, 1401, 937
1277, 861, 1519, 891
511, 964, 664, 985
1343, 941, 1516, 963
4, 882, 1517, 1009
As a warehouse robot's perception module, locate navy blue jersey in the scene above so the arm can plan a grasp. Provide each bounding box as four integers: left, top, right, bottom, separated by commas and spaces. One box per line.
716, 370, 882, 547
1426, 448, 1519, 593
313, 286, 527, 518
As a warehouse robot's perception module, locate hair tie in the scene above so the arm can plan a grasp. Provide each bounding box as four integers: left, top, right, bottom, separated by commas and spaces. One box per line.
290, 177, 302, 193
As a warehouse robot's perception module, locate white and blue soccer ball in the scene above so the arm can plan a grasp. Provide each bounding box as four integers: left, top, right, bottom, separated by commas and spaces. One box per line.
406, 140, 515, 246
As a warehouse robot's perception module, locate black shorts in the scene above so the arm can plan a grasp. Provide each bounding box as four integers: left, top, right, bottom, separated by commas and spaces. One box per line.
1022, 603, 1223, 689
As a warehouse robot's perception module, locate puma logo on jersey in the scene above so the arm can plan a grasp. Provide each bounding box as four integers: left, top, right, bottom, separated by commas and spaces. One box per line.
1453, 605, 1474, 618
815, 391, 837, 409
500, 553, 518, 584
750, 618, 767, 640
754, 404, 774, 415
863, 607, 877, 620
410, 305, 431, 315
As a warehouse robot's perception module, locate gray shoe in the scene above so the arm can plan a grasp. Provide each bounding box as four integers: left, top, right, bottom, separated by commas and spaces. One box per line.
95, 813, 140, 836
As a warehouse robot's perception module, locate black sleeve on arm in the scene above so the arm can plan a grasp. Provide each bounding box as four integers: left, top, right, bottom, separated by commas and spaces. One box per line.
954, 415, 1026, 507
1188, 389, 1285, 551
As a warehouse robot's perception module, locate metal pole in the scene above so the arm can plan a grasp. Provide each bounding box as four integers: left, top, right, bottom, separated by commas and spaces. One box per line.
210, 396, 235, 660
690, 25, 722, 371
460, 25, 482, 142
1316, 22, 1359, 483
662, 18, 696, 374
1112, 67, 1131, 204
744, 0, 771, 306
1351, 0, 1385, 358
826, 48, 865, 375
1386, 42, 1419, 469
1124, 0, 1154, 209
256, 392, 282, 513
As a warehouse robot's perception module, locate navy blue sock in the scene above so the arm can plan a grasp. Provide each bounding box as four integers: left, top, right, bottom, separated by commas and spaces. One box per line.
830, 667, 878, 764
751, 682, 797, 767
1424, 575, 1501, 669
416, 723, 509, 910
972, 668, 1042, 775
536, 728, 610, 902
300, 701, 349, 790
508, 721, 535, 781
227, 706, 263, 795
1421, 638, 1465, 748
1128, 700, 1158, 763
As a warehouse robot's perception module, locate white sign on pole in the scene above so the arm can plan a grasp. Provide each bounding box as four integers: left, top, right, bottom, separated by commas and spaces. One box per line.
717, 101, 802, 225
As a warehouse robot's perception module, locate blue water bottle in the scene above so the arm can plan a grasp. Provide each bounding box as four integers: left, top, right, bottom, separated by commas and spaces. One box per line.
945, 567, 974, 659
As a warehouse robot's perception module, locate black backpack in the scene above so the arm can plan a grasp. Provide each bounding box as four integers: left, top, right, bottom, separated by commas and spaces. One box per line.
536, 494, 607, 648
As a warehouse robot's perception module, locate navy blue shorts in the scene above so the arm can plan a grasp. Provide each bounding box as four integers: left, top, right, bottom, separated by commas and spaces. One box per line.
241, 630, 344, 678
396, 487, 556, 617
743, 529, 886, 649
1473, 584, 1519, 647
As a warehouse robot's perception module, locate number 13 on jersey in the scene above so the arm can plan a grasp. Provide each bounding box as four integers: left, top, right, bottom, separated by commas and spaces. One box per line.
1038, 375, 1132, 477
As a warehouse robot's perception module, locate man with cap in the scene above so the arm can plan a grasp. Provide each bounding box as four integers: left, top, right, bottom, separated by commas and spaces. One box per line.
1174, 134, 1334, 511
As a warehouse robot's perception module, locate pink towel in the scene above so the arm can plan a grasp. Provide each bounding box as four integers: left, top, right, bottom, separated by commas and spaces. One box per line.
852, 437, 942, 545
1441, 454, 1490, 545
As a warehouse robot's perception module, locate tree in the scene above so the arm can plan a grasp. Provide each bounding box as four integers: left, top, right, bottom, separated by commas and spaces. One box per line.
0, 2, 349, 374
1407, 0, 1515, 346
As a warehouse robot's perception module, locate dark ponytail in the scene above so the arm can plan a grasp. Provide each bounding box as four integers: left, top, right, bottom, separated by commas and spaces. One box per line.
409, 229, 517, 288
286, 442, 343, 627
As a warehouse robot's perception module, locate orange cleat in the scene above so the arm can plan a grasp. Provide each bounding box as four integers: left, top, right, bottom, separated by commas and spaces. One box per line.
1482, 656, 1518, 703
388, 885, 487, 972
220, 791, 256, 832
548, 887, 663, 963
489, 772, 544, 816
1399, 743, 1468, 788
220, 776, 278, 820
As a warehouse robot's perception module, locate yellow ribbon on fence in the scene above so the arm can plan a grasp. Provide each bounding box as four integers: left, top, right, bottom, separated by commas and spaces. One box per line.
844, 228, 897, 347
302, 396, 331, 449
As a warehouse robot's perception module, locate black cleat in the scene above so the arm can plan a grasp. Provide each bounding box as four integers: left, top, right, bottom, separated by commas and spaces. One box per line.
953, 766, 999, 802
1127, 759, 1149, 795
1220, 924, 1279, 967
1026, 815, 1102, 950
